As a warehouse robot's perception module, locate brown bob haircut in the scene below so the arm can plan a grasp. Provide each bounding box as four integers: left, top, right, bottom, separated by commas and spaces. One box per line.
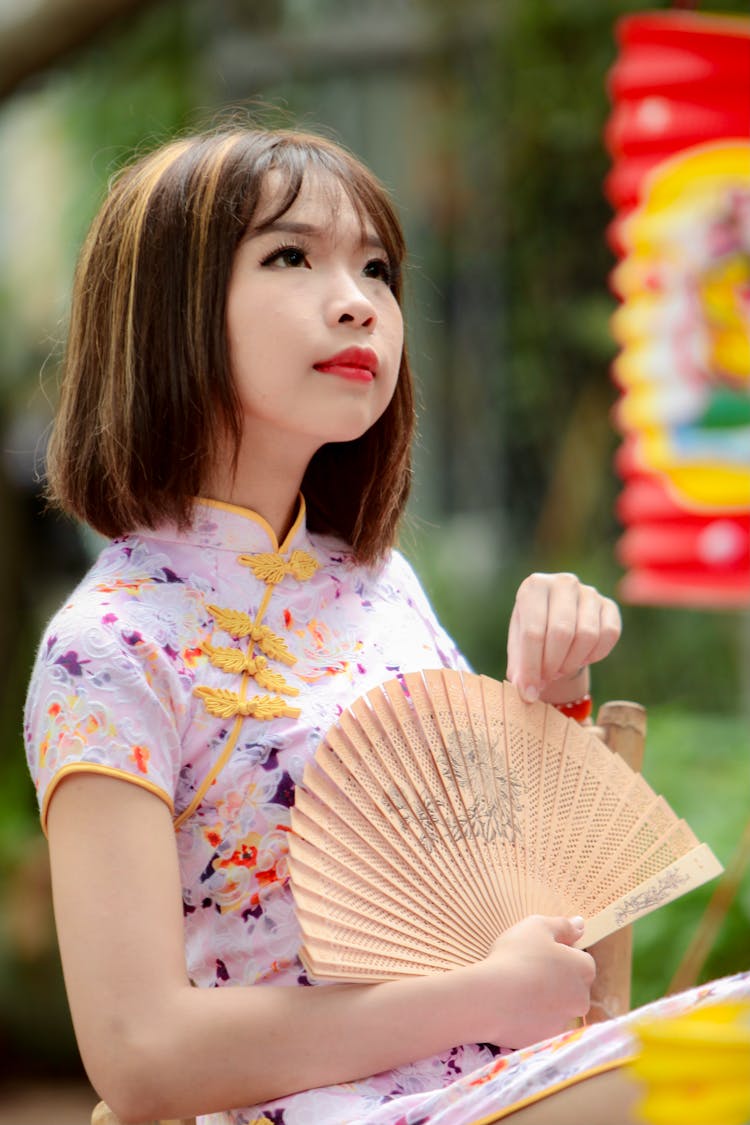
46, 127, 415, 564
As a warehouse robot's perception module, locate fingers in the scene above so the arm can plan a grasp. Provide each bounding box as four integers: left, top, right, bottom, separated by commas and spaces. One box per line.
506, 573, 621, 701
544, 916, 596, 993
506, 594, 543, 701
545, 580, 596, 674
542, 914, 586, 947
510, 915, 596, 992
508, 913, 585, 947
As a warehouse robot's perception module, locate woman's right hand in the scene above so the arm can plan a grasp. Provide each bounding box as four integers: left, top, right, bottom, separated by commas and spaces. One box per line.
465, 915, 596, 1049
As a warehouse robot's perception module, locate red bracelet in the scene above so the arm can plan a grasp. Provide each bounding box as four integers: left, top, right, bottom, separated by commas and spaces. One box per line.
552, 693, 593, 723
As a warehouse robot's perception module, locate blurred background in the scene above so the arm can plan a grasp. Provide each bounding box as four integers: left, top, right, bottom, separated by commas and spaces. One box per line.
0, 0, 747, 1119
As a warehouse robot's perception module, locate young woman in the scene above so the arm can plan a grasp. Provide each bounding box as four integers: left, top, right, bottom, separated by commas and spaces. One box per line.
24, 127, 748, 1125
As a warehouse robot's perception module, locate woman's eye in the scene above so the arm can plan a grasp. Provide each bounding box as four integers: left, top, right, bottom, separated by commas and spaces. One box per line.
261, 245, 309, 268
363, 258, 393, 285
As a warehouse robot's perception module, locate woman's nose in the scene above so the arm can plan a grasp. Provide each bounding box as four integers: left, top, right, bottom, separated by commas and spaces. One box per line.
326, 275, 378, 330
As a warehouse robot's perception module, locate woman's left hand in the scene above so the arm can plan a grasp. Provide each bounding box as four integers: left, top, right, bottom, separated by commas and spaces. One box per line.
506, 572, 621, 704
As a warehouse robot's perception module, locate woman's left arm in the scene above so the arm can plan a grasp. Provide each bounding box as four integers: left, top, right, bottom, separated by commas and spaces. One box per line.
506, 572, 621, 706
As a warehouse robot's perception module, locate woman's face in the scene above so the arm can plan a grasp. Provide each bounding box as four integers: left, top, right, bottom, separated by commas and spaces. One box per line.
225, 170, 404, 468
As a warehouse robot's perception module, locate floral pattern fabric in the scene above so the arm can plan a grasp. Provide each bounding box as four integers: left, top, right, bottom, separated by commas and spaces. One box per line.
23, 497, 750, 1124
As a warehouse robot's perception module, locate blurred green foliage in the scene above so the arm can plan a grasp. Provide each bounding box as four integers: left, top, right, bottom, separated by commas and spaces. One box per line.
0, 0, 200, 1078
0, 0, 746, 1082
630, 707, 750, 1008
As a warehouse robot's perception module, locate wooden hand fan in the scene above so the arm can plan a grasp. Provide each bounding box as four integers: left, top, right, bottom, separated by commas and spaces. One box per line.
288, 670, 722, 982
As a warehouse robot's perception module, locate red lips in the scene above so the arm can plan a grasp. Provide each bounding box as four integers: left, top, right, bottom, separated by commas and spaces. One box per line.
313, 346, 378, 382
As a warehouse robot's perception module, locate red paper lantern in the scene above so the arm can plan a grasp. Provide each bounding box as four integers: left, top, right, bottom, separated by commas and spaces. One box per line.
604, 10, 750, 608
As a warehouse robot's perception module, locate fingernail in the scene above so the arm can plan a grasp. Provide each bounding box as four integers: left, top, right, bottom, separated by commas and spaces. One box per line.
521, 685, 539, 703
570, 915, 585, 930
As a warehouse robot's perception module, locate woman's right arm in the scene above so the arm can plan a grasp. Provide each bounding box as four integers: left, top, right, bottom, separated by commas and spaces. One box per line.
48, 773, 593, 1125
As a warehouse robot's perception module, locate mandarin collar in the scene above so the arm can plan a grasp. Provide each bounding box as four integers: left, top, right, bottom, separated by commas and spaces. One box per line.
145, 495, 310, 554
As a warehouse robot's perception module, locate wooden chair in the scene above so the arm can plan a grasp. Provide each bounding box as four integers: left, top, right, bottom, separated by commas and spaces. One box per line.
586, 699, 647, 1022
90, 699, 647, 1125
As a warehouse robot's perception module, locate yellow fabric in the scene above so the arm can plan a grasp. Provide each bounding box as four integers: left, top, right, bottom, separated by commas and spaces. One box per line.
205, 607, 296, 664
238, 548, 320, 585
195, 540, 317, 725
202, 645, 299, 694
194, 686, 301, 721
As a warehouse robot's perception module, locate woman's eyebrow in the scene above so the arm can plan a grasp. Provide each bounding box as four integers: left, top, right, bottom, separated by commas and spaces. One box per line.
252, 218, 386, 251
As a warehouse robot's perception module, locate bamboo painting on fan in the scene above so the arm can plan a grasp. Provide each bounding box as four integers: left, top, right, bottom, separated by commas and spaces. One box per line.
23, 122, 749, 1125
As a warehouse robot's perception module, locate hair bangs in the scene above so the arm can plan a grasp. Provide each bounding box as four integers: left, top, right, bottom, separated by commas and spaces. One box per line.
245, 136, 405, 297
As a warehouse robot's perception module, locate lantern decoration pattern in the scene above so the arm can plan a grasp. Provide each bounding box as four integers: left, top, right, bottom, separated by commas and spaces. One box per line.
604, 12, 750, 608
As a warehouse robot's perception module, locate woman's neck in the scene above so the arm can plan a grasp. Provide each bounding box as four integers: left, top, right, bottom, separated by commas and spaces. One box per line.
204, 433, 313, 545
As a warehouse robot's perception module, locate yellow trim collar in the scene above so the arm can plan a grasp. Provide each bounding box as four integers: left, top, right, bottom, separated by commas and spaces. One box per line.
195, 494, 307, 553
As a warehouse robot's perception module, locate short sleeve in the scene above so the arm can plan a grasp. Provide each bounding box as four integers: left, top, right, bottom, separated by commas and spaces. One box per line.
388, 550, 473, 673
24, 600, 183, 833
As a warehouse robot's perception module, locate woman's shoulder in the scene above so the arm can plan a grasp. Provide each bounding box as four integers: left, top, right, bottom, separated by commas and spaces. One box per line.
309, 537, 449, 633
27, 533, 210, 721
84, 527, 202, 585
308, 531, 420, 585
24, 534, 190, 793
